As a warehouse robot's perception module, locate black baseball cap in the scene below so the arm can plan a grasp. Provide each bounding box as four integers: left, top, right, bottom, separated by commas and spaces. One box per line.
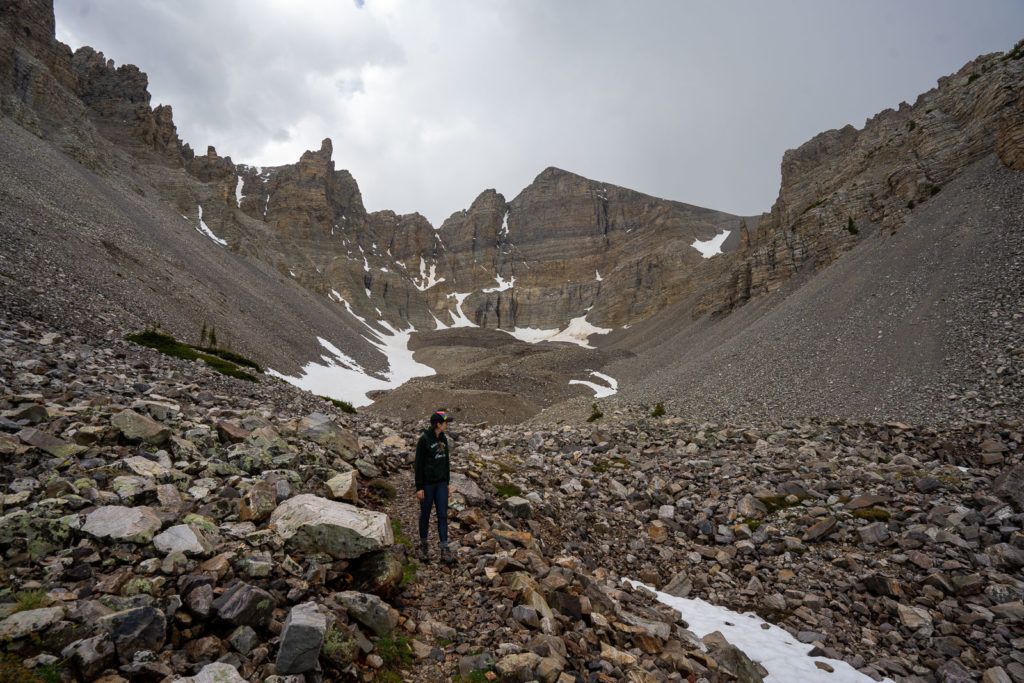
430, 410, 450, 426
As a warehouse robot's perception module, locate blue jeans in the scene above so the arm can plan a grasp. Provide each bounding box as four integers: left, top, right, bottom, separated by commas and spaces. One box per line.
418, 482, 448, 545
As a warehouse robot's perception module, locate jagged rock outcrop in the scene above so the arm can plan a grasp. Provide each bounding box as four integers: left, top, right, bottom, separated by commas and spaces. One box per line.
699, 45, 1024, 317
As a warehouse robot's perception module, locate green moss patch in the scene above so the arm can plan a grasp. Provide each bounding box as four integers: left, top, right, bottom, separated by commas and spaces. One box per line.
852, 507, 891, 521
495, 483, 522, 498
319, 395, 356, 413
126, 330, 259, 382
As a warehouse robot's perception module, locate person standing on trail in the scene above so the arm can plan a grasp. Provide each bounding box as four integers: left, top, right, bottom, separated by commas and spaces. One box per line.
415, 410, 452, 564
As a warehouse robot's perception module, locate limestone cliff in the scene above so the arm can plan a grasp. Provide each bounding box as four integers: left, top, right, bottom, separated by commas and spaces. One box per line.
4, 0, 1022, 349
699, 45, 1024, 317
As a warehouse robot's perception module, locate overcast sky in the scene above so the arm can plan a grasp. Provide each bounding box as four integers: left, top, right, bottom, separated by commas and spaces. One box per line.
54, 1, 1023, 226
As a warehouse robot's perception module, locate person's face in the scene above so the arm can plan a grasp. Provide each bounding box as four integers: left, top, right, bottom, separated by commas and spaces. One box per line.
437, 420, 447, 433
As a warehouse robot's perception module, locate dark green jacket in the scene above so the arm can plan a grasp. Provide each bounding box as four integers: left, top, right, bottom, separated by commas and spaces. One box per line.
414, 428, 450, 490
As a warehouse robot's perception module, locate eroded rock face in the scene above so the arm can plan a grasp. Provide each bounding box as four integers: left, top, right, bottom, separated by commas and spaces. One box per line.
699, 50, 1024, 317
269, 494, 393, 559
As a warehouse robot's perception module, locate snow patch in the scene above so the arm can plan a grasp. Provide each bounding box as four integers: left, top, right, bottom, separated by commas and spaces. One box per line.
504, 313, 611, 349
692, 229, 731, 258
448, 292, 478, 328
500, 209, 510, 238
234, 176, 245, 207
625, 581, 889, 683
195, 205, 227, 246
267, 295, 435, 407
412, 257, 446, 291
482, 274, 515, 293
569, 370, 617, 398
595, 270, 603, 281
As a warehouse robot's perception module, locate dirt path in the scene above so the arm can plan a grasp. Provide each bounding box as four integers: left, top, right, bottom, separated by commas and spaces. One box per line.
382, 469, 478, 682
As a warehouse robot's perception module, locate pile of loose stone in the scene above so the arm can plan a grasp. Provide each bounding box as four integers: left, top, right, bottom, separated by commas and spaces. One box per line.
434, 415, 1023, 682
0, 318, 771, 682
2, 315, 1022, 683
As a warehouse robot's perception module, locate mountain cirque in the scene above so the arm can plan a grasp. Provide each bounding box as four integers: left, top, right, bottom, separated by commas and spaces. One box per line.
1, 1, 1024, 681
0, 316, 1022, 682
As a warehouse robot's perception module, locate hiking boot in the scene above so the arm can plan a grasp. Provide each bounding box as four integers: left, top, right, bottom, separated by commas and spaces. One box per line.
418, 540, 430, 563
441, 544, 454, 565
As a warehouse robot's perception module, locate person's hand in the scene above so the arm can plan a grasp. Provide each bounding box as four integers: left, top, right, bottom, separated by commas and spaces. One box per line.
416, 490, 425, 501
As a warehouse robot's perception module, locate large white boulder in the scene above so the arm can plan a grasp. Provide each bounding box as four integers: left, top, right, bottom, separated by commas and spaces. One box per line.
270, 494, 392, 559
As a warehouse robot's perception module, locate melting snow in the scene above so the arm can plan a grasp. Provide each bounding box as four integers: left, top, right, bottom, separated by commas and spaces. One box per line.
505, 313, 611, 349
692, 229, 731, 258
234, 176, 245, 207
289, 270, 296, 278
448, 293, 478, 328
267, 295, 436, 407
569, 370, 617, 398
500, 209, 510, 238
625, 581, 889, 683
412, 257, 446, 291
263, 194, 271, 217
595, 270, 603, 282
195, 205, 227, 246
482, 274, 515, 293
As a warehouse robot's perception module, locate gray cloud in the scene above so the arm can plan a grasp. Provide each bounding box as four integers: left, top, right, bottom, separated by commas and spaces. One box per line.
55, 0, 1024, 225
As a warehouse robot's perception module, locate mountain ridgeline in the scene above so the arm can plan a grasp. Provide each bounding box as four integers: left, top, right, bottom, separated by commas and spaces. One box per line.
1, 0, 1022, 423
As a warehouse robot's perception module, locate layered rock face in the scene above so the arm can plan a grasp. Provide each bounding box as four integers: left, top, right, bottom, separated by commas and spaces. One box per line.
3, 0, 1023, 375
699, 47, 1024, 316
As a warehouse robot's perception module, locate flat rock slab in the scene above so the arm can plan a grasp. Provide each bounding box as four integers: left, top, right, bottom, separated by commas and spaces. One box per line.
124, 455, 170, 478
802, 516, 838, 542
270, 494, 392, 559
0, 606, 64, 640
154, 524, 213, 556
111, 408, 170, 445
175, 662, 247, 683
83, 505, 162, 543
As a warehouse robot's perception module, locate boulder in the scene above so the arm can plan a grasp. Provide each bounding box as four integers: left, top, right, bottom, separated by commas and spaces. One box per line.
212, 582, 275, 628
154, 524, 213, 556
993, 465, 1024, 510
276, 602, 328, 674
450, 472, 485, 505
82, 505, 162, 543
0, 606, 64, 640
270, 494, 392, 559
335, 591, 398, 636
296, 413, 359, 458
802, 516, 838, 542
325, 470, 358, 503
495, 652, 541, 682
239, 480, 277, 522
62, 635, 117, 681
98, 606, 166, 662
111, 409, 170, 445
